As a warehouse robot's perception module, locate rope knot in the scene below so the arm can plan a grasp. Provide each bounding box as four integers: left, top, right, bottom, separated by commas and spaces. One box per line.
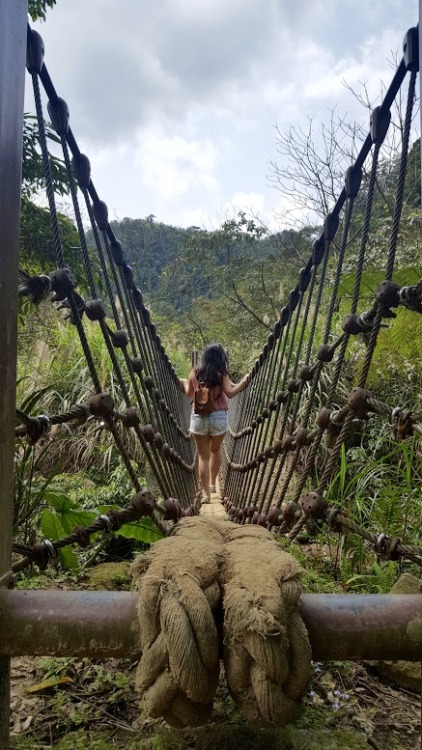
31, 540, 57, 570
25, 415, 51, 444
72, 525, 91, 548
132, 518, 311, 728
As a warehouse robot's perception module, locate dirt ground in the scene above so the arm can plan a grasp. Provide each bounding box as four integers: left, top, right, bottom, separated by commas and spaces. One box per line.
8, 648, 421, 749
6, 531, 422, 750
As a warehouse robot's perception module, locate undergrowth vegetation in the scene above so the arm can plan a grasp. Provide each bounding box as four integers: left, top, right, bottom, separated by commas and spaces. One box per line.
14, 224, 422, 584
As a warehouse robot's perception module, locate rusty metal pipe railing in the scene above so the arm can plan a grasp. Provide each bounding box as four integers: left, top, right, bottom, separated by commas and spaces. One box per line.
0, 590, 421, 661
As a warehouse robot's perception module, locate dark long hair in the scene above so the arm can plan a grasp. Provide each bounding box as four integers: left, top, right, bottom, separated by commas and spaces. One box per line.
195, 343, 228, 387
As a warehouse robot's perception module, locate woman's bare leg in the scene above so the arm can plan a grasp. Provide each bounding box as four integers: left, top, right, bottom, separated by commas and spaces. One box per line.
193, 434, 211, 498
209, 433, 225, 489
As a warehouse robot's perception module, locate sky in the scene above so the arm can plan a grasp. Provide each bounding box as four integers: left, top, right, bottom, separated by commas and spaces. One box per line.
29, 0, 419, 231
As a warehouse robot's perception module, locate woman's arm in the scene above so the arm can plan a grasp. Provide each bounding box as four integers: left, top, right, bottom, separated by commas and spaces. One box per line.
178, 370, 195, 399
221, 373, 249, 399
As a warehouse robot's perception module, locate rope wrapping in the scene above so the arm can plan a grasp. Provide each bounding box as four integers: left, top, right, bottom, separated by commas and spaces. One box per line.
222, 524, 311, 725
132, 519, 225, 727
132, 517, 311, 727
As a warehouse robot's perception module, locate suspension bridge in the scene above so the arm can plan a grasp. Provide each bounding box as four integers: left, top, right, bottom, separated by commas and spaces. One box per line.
0, 1, 422, 746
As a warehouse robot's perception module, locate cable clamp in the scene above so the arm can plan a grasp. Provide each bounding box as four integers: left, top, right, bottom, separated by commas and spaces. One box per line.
99, 514, 114, 532
374, 533, 389, 555
37, 414, 51, 430
42, 539, 57, 559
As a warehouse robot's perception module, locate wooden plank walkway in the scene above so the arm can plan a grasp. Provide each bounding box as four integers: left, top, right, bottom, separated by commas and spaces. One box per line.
199, 486, 229, 520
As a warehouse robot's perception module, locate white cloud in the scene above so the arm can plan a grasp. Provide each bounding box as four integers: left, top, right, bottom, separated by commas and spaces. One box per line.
221, 191, 268, 227
29, 0, 418, 229
134, 131, 219, 199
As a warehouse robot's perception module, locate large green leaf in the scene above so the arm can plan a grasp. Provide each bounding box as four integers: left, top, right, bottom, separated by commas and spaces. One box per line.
339, 267, 422, 301
45, 492, 97, 533
40, 509, 79, 571
117, 519, 163, 544
44, 492, 75, 513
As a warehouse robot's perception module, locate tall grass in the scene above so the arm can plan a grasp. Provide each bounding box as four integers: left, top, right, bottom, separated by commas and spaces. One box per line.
322, 437, 421, 587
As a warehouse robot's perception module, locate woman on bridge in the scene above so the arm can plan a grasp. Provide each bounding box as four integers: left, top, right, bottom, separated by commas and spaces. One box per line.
179, 343, 248, 503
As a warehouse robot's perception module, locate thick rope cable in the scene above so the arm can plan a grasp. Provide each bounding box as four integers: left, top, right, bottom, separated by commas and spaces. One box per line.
132, 518, 224, 727
25, 29, 198, 510
222, 523, 311, 725
132, 517, 311, 727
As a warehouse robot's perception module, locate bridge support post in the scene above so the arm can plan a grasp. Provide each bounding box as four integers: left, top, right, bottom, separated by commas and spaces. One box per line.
420, 2, 422, 204
0, 1, 28, 748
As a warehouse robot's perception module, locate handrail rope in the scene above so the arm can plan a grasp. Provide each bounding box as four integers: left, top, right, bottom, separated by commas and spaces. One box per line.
240, 337, 282, 504
279, 70, 419, 545
30, 58, 154, 503
227, 301, 295, 505
95, 322, 175, 499
60, 150, 154, 436
261, 230, 337, 511
262, 270, 323, 514
385, 70, 418, 282
15, 404, 90, 438
42, 54, 195, 500
23, 25, 421, 568
96, 318, 172, 496
276, 137, 385, 516
0, 489, 197, 586
102, 233, 138, 357
93, 201, 196, 496
259, 294, 306, 508
281, 189, 358, 505
223, 397, 422, 477
225, 34, 414, 458
30, 73, 101, 397
286, 51, 413, 506
315, 67, 417, 499
222, 33, 421, 566
60, 141, 97, 299
27, 29, 198, 506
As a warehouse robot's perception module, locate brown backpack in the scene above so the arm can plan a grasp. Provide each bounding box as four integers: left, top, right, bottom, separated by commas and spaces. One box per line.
194, 381, 215, 415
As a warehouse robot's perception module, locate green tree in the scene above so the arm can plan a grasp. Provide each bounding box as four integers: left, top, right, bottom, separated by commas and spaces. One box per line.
22, 114, 68, 199
28, 0, 57, 21
108, 217, 189, 299
20, 114, 83, 277
20, 198, 81, 274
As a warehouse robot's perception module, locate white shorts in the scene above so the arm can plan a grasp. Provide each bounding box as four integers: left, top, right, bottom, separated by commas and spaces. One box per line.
189, 409, 229, 436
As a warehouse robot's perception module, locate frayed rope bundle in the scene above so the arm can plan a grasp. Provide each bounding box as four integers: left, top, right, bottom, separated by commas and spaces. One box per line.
132, 518, 224, 727
131, 517, 311, 728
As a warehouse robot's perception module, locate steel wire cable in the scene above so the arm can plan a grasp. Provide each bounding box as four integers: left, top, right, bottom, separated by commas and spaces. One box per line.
27, 38, 196, 507
22, 25, 421, 563
283, 142, 384, 516
286, 73, 418, 540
